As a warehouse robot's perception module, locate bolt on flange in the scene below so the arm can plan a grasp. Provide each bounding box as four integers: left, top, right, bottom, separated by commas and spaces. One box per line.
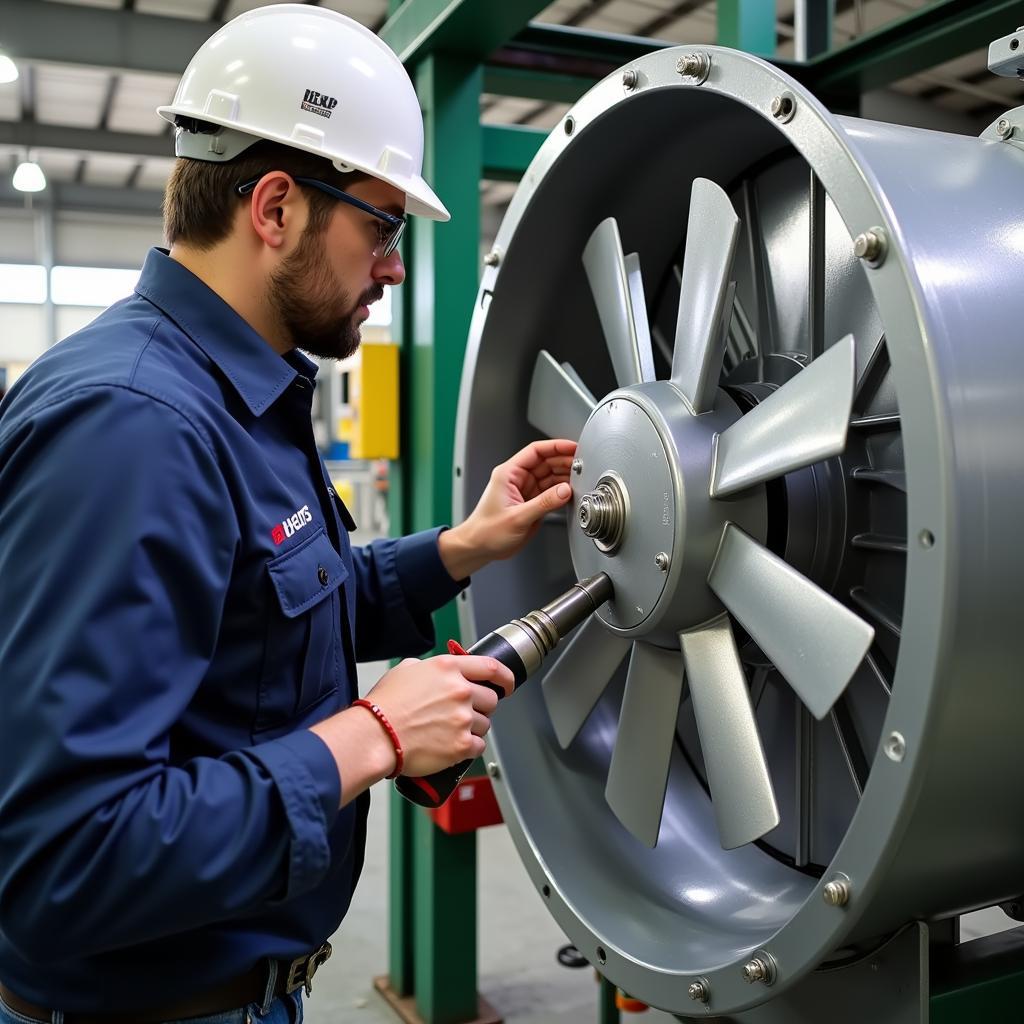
622, 68, 639, 91
675, 51, 711, 84
854, 227, 887, 267
687, 979, 709, 1003
997, 118, 1014, 140
823, 875, 851, 907
742, 950, 777, 986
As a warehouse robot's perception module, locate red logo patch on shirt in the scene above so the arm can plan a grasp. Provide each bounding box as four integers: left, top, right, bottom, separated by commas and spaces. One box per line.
271, 504, 313, 545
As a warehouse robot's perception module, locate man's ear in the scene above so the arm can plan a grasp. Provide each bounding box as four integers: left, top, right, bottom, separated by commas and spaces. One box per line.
248, 172, 302, 249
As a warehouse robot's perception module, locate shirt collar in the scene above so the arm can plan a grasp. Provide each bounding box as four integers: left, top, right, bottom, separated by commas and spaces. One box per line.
134, 248, 319, 416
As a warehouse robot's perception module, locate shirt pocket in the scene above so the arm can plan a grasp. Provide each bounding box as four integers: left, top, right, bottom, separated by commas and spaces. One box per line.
255, 526, 347, 735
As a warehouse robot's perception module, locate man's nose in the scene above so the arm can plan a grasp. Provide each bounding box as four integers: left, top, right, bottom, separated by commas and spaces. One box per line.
373, 249, 405, 286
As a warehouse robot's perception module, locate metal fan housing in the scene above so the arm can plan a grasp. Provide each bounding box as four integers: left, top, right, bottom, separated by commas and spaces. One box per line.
453, 45, 1024, 1016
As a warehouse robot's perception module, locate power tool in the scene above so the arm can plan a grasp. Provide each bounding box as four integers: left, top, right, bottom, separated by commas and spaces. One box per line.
395, 572, 613, 808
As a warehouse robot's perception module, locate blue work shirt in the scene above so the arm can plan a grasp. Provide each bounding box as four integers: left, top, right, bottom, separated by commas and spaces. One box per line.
0, 248, 464, 1013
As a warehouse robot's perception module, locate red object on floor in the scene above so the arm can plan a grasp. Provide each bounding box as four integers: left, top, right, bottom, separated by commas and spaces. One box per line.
426, 773, 503, 834
616, 992, 649, 1012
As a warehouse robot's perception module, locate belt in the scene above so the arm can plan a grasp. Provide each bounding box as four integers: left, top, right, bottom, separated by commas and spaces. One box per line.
0, 943, 332, 1024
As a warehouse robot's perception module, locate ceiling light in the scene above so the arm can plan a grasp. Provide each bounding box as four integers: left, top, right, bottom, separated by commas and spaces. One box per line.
0, 55, 17, 85
13, 159, 46, 193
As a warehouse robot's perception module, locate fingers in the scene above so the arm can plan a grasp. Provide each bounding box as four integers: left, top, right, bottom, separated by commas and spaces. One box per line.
447, 654, 515, 697
470, 710, 492, 738
503, 439, 577, 474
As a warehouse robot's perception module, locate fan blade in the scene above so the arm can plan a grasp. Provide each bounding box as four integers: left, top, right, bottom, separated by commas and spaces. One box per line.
583, 218, 655, 388
709, 524, 875, 719
605, 642, 685, 847
679, 616, 779, 849
671, 178, 741, 414
710, 334, 856, 498
624, 252, 656, 383
543, 615, 631, 748
527, 350, 597, 441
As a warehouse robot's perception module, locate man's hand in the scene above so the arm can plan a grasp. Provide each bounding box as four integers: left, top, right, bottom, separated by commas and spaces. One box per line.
310, 654, 515, 805
439, 438, 577, 580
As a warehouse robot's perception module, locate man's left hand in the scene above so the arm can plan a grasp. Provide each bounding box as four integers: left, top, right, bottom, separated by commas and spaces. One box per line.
438, 439, 577, 580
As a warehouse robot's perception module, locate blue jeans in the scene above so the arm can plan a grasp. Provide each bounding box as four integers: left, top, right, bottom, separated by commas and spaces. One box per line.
0, 988, 303, 1024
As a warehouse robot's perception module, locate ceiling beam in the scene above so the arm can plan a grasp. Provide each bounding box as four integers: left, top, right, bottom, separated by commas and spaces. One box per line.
0, 0, 215, 76
380, 0, 553, 66
0, 121, 172, 160
808, 0, 1023, 101
0, 179, 164, 215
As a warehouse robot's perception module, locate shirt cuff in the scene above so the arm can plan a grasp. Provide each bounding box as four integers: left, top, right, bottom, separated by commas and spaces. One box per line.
395, 527, 468, 607
243, 729, 340, 898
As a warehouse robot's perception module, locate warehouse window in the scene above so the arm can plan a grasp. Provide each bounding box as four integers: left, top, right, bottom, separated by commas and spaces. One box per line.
50, 266, 140, 307
0, 264, 47, 304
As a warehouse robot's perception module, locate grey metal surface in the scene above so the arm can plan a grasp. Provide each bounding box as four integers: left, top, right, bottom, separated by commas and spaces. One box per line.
710, 333, 856, 498
605, 641, 685, 848
527, 350, 596, 442
679, 615, 780, 851
582, 217, 656, 388
454, 41, 1024, 1017
709, 524, 875, 720
670, 177, 741, 414
542, 614, 631, 748
567, 395, 677, 634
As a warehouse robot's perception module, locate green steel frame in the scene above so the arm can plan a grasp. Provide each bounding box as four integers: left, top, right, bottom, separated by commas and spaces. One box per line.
381, 1, 1024, 1021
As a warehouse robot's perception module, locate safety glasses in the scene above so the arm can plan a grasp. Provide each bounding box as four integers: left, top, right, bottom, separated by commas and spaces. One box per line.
235, 175, 407, 257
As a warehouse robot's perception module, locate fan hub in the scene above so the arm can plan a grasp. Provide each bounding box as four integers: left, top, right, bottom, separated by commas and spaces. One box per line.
570, 382, 766, 644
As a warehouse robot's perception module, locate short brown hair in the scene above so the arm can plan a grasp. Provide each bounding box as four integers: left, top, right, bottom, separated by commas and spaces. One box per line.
163, 136, 366, 249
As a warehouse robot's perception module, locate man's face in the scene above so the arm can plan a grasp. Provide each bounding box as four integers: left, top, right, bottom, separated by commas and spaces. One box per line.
267, 177, 406, 361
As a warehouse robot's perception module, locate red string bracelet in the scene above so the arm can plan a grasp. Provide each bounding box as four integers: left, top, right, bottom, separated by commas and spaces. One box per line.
351, 699, 404, 779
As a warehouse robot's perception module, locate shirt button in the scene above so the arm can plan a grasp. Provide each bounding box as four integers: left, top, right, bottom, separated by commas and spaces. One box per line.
317, 565, 329, 587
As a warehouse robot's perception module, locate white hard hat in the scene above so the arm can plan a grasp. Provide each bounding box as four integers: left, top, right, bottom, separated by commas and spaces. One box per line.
157, 3, 449, 221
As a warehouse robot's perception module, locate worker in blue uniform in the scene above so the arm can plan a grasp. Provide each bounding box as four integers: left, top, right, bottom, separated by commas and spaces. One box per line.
0, 6, 575, 1023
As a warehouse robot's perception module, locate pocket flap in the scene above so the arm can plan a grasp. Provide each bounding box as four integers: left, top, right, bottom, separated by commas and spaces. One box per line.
267, 527, 348, 618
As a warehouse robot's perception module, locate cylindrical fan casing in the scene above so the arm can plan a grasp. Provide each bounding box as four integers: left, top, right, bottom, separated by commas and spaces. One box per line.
453, 46, 1024, 1014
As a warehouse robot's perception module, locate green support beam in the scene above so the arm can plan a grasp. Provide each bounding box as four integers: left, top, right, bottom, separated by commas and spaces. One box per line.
718, 0, 777, 56
482, 123, 546, 182
808, 0, 1023, 102
482, 65, 595, 105
387, 50, 485, 1024
381, 0, 552, 66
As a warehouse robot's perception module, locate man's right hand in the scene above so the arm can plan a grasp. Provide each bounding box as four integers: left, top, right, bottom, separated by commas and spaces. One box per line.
308, 654, 514, 806
365, 654, 514, 777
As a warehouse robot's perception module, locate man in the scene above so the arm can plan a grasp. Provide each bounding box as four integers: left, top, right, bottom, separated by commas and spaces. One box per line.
0, 6, 573, 1022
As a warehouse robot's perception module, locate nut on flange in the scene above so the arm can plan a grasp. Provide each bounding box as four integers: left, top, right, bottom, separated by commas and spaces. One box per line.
687, 979, 710, 1003
822, 876, 851, 907
854, 227, 887, 267
741, 950, 777, 985
675, 51, 711, 84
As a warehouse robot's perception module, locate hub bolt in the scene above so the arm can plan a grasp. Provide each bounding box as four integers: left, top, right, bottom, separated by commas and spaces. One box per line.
577, 475, 627, 553
622, 69, 639, 91
572, 458, 583, 475
655, 552, 670, 571
997, 118, 1014, 140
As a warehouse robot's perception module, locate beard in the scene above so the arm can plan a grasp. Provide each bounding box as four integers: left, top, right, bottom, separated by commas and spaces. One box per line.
267, 223, 383, 361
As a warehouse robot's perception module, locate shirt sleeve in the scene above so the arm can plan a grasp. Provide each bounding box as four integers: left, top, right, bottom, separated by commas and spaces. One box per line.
349, 528, 467, 662
0, 385, 338, 963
